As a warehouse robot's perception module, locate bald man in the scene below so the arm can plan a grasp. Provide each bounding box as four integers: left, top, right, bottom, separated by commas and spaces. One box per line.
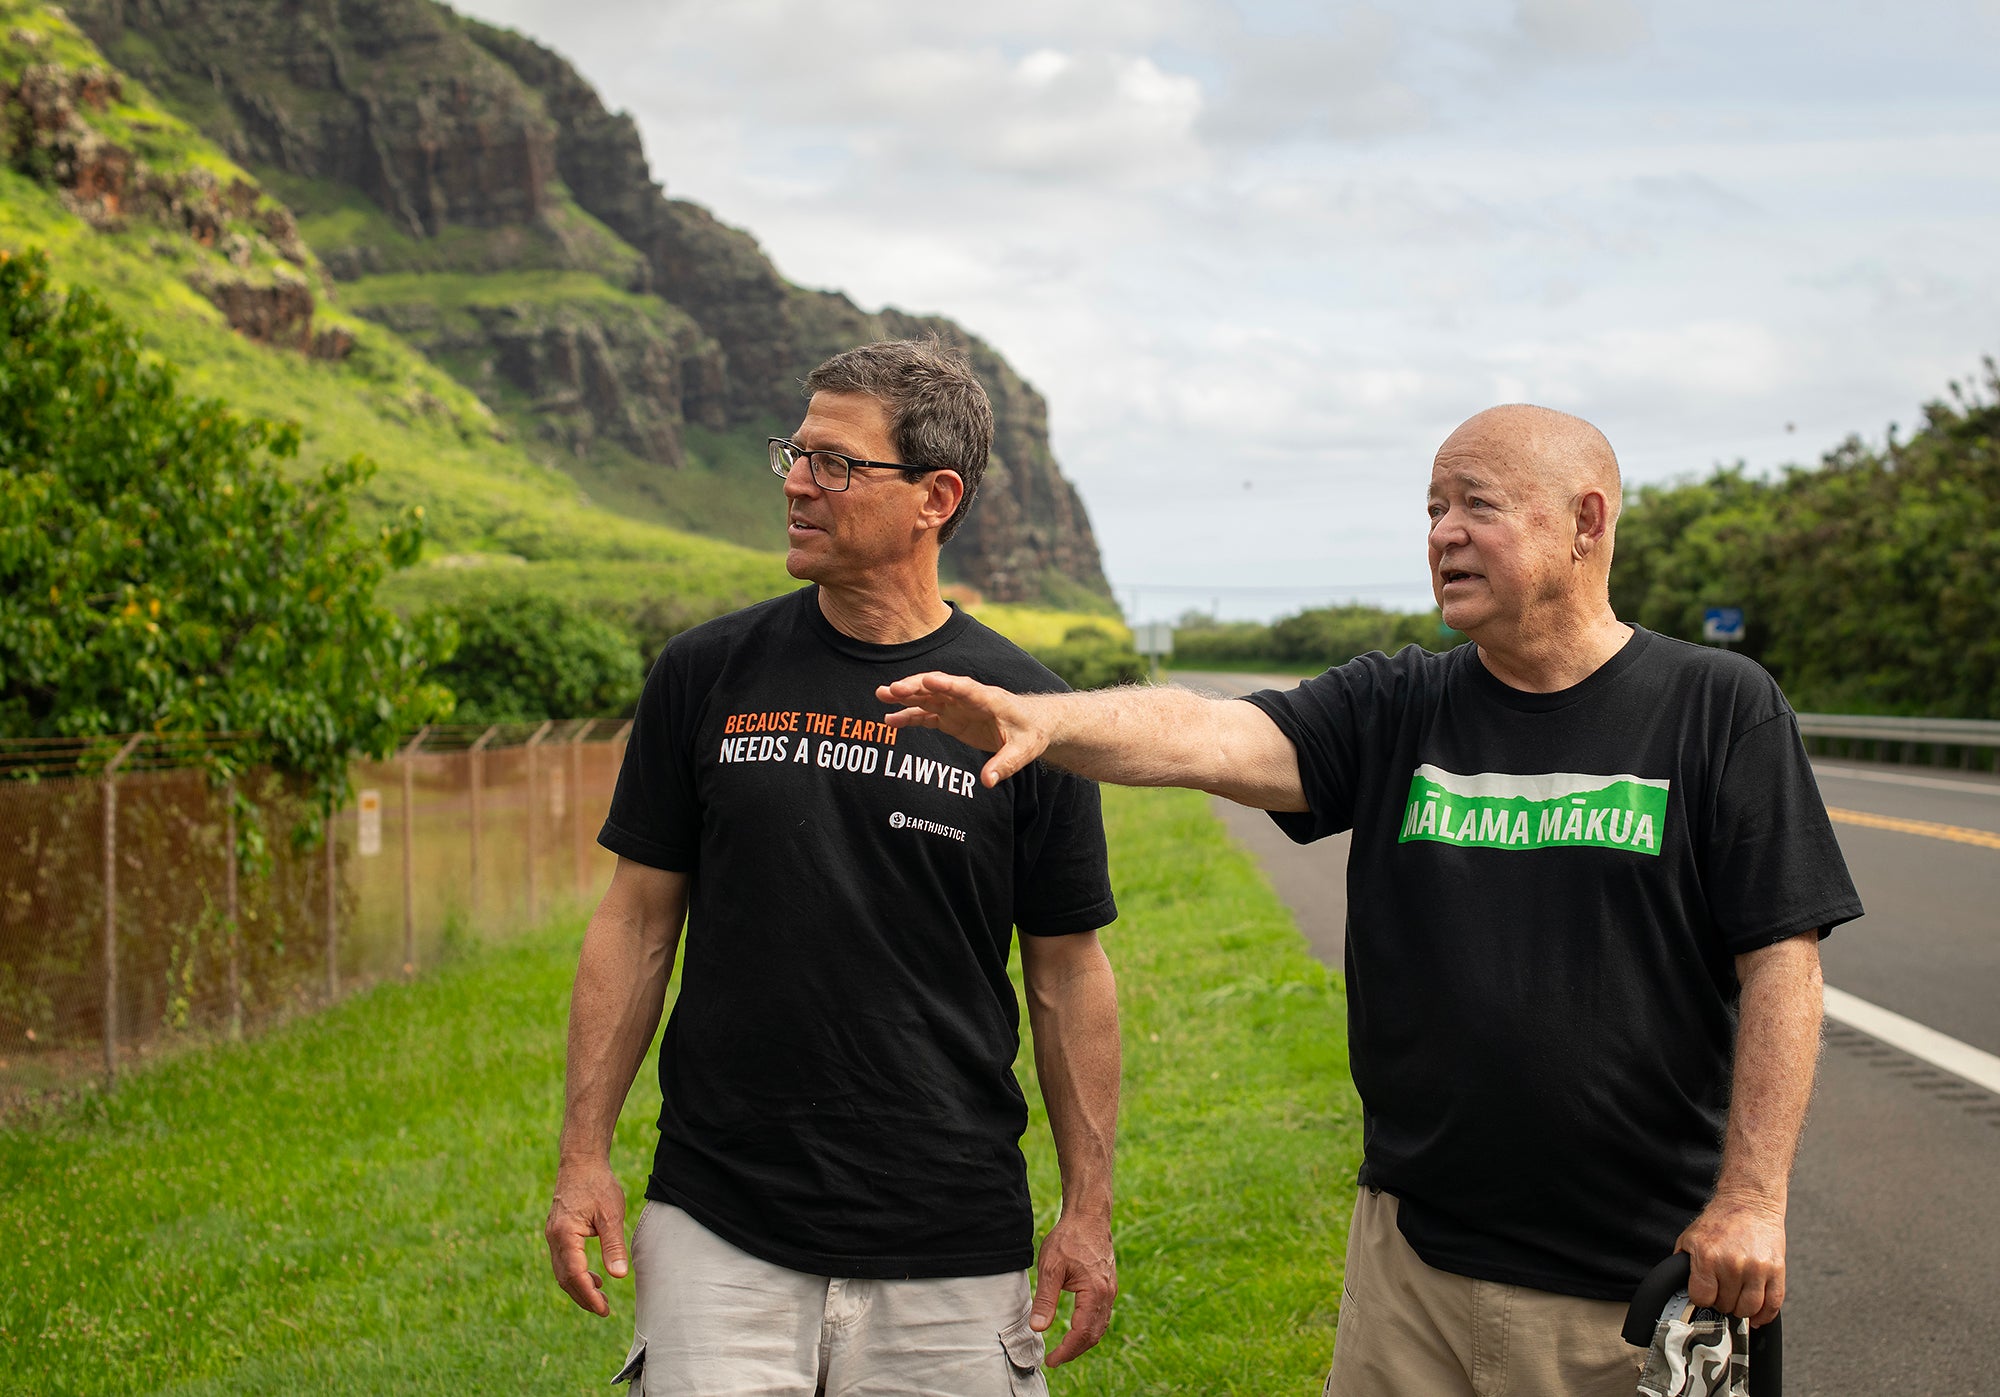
878, 405, 1860, 1396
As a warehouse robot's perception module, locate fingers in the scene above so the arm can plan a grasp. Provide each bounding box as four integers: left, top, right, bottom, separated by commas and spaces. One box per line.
546, 1216, 609, 1316
546, 1167, 629, 1317
1032, 1220, 1117, 1369
1046, 1275, 1115, 1368
1751, 1274, 1785, 1328
1029, 1251, 1067, 1334
1683, 1245, 1720, 1309
983, 741, 1036, 788
1680, 1239, 1784, 1322
598, 1196, 630, 1281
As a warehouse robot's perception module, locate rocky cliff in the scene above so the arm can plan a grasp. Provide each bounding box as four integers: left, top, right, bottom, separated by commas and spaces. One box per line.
70, 0, 1112, 605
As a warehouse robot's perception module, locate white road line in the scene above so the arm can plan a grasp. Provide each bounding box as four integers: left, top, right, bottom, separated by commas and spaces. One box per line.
1812, 762, 2000, 798
1823, 985, 2000, 1097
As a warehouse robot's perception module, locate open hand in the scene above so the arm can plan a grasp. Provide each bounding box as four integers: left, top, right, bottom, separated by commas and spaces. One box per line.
1030, 1212, 1117, 1367
545, 1159, 630, 1316
1676, 1192, 1787, 1327
876, 672, 1049, 787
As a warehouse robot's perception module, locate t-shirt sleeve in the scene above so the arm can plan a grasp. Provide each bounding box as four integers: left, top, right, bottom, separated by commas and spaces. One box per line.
1013, 766, 1117, 937
1701, 707, 1864, 953
598, 646, 700, 872
1239, 654, 1392, 844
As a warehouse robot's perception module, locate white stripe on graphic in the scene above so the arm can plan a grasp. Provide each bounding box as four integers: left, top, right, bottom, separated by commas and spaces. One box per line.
1822, 985, 2000, 1098
1414, 764, 1670, 802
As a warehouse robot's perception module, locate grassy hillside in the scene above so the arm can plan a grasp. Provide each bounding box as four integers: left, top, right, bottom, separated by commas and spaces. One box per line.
0, 788, 1358, 1395
0, 4, 1117, 661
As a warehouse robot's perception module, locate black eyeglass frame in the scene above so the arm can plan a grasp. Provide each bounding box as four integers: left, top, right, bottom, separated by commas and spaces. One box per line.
768, 437, 956, 492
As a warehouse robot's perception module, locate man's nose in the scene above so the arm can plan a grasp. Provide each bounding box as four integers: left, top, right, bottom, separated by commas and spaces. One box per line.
782, 457, 819, 499
1428, 509, 1466, 548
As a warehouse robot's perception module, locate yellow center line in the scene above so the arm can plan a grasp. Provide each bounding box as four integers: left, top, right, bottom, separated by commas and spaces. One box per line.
1826, 806, 2000, 851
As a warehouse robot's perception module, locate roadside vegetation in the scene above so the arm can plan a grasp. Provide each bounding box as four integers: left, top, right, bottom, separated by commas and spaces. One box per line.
0, 787, 1360, 1395
0, 248, 446, 805
1172, 604, 1465, 674
1610, 363, 2000, 716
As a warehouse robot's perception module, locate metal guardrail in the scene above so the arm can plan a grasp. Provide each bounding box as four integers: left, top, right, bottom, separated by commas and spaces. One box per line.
1796, 713, 2000, 774
1797, 714, 2000, 748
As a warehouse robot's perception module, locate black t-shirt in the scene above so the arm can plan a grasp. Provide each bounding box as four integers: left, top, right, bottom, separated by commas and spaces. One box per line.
1245, 628, 1862, 1301
599, 586, 1116, 1280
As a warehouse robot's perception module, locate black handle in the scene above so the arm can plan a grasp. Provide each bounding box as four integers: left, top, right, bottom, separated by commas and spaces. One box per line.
1622, 1252, 1783, 1396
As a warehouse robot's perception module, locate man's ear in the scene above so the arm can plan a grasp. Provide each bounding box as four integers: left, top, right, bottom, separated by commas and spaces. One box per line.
1573, 489, 1611, 560
919, 470, 966, 533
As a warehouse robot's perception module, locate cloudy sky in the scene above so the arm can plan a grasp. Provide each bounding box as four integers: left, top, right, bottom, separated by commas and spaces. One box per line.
456, 0, 2000, 620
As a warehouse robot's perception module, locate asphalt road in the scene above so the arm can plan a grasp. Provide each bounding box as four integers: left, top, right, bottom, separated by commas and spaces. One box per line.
1175, 671, 2000, 1397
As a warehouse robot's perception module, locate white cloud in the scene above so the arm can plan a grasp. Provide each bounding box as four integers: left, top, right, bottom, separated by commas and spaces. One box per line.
1515, 0, 1648, 55
451, 0, 2000, 619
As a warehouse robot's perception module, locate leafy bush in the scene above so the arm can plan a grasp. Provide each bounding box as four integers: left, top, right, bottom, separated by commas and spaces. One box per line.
1611, 361, 2000, 715
1036, 624, 1147, 691
1174, 605, 1464, 671
0, 246, 447, 807
424, 592, 645, 724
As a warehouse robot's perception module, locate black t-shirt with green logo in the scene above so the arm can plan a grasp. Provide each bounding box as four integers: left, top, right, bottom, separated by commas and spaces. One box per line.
599, 587, 1116, 1280
1245, 628, 1861, 1301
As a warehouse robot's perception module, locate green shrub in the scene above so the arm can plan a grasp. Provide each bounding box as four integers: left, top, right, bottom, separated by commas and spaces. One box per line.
1174, 605, 1464, 671
1611, 361, 2000, 715
1037, 624, 1148, 691
425, 592, 645, 724
0, 246, 447, 807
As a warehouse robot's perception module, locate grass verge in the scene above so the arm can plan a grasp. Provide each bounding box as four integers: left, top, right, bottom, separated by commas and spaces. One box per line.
0, 788, 1357, 1395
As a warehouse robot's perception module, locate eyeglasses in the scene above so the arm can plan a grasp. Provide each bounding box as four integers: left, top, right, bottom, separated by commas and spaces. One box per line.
768, 438, 953, 492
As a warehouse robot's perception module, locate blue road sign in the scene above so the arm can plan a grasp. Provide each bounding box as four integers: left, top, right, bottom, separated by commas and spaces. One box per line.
1702, 607, 1746, 643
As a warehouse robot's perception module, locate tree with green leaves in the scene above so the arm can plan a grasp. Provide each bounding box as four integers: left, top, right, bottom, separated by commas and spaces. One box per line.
1611, 362, 2000, 716
424, 592, 644, 725
0, 245, 450, 811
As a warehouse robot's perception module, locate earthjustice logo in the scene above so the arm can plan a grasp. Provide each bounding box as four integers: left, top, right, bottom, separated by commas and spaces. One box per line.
890, 811, 966, 843
1398, 764, 1669, 855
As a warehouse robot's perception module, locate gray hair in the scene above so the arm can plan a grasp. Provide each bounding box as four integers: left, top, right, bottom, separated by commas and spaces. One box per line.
804, 338, 993, 543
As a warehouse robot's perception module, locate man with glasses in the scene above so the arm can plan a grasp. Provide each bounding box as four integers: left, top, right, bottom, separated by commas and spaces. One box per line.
545, 339, 1120, 1396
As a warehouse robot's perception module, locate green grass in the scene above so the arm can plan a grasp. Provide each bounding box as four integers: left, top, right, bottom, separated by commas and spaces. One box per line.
0, 788, 1358, 1395
265, 170, 646, 284
968, 604, 1132, 651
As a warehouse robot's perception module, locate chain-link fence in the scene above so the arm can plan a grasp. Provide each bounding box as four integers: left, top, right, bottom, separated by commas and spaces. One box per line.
0, 720, 628, 1111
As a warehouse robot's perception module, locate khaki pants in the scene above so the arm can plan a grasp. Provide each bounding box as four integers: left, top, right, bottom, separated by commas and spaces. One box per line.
618, 1201, 1048, 1397
1326, 1188, 1645, 1397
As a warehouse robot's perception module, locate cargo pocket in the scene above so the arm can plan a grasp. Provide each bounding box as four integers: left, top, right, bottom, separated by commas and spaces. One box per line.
998, 1316, 1048, 1396
610, 1334, 646, 1393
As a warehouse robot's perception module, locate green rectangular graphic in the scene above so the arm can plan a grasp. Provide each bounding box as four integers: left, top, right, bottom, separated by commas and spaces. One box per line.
1397, 765, 1669, 855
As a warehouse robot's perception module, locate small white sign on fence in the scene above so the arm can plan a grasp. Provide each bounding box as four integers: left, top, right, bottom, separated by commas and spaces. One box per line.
356, 789, 383, 857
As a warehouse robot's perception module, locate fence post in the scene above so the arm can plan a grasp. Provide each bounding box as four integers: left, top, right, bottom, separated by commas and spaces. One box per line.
224, 779, 241, 1042
400, 726, 430, 976
100, 734, 144, 1088
324, 808, 339, 1002
524, 720, 554, 926
468, 725, 499, 922
570, 720, 592, 894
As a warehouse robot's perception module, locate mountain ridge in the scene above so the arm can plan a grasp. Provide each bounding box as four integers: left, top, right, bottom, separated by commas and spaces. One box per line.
66, 0, 1113, 607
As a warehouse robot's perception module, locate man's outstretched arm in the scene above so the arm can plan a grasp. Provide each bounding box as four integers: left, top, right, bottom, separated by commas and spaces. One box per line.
1675, 929, 1823, 1326
545, 857, 688, 1317
1020, 930, 1120, 1367
876, 676, 1308, 812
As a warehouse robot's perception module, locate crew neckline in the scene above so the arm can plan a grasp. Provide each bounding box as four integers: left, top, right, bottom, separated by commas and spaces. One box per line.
801, 584, 972, 664
1462, 625, 1652, 713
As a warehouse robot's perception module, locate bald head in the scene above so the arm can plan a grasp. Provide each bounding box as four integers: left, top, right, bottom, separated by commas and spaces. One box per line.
1426, 404, 1627, 654
1439, 404, 1622, 523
